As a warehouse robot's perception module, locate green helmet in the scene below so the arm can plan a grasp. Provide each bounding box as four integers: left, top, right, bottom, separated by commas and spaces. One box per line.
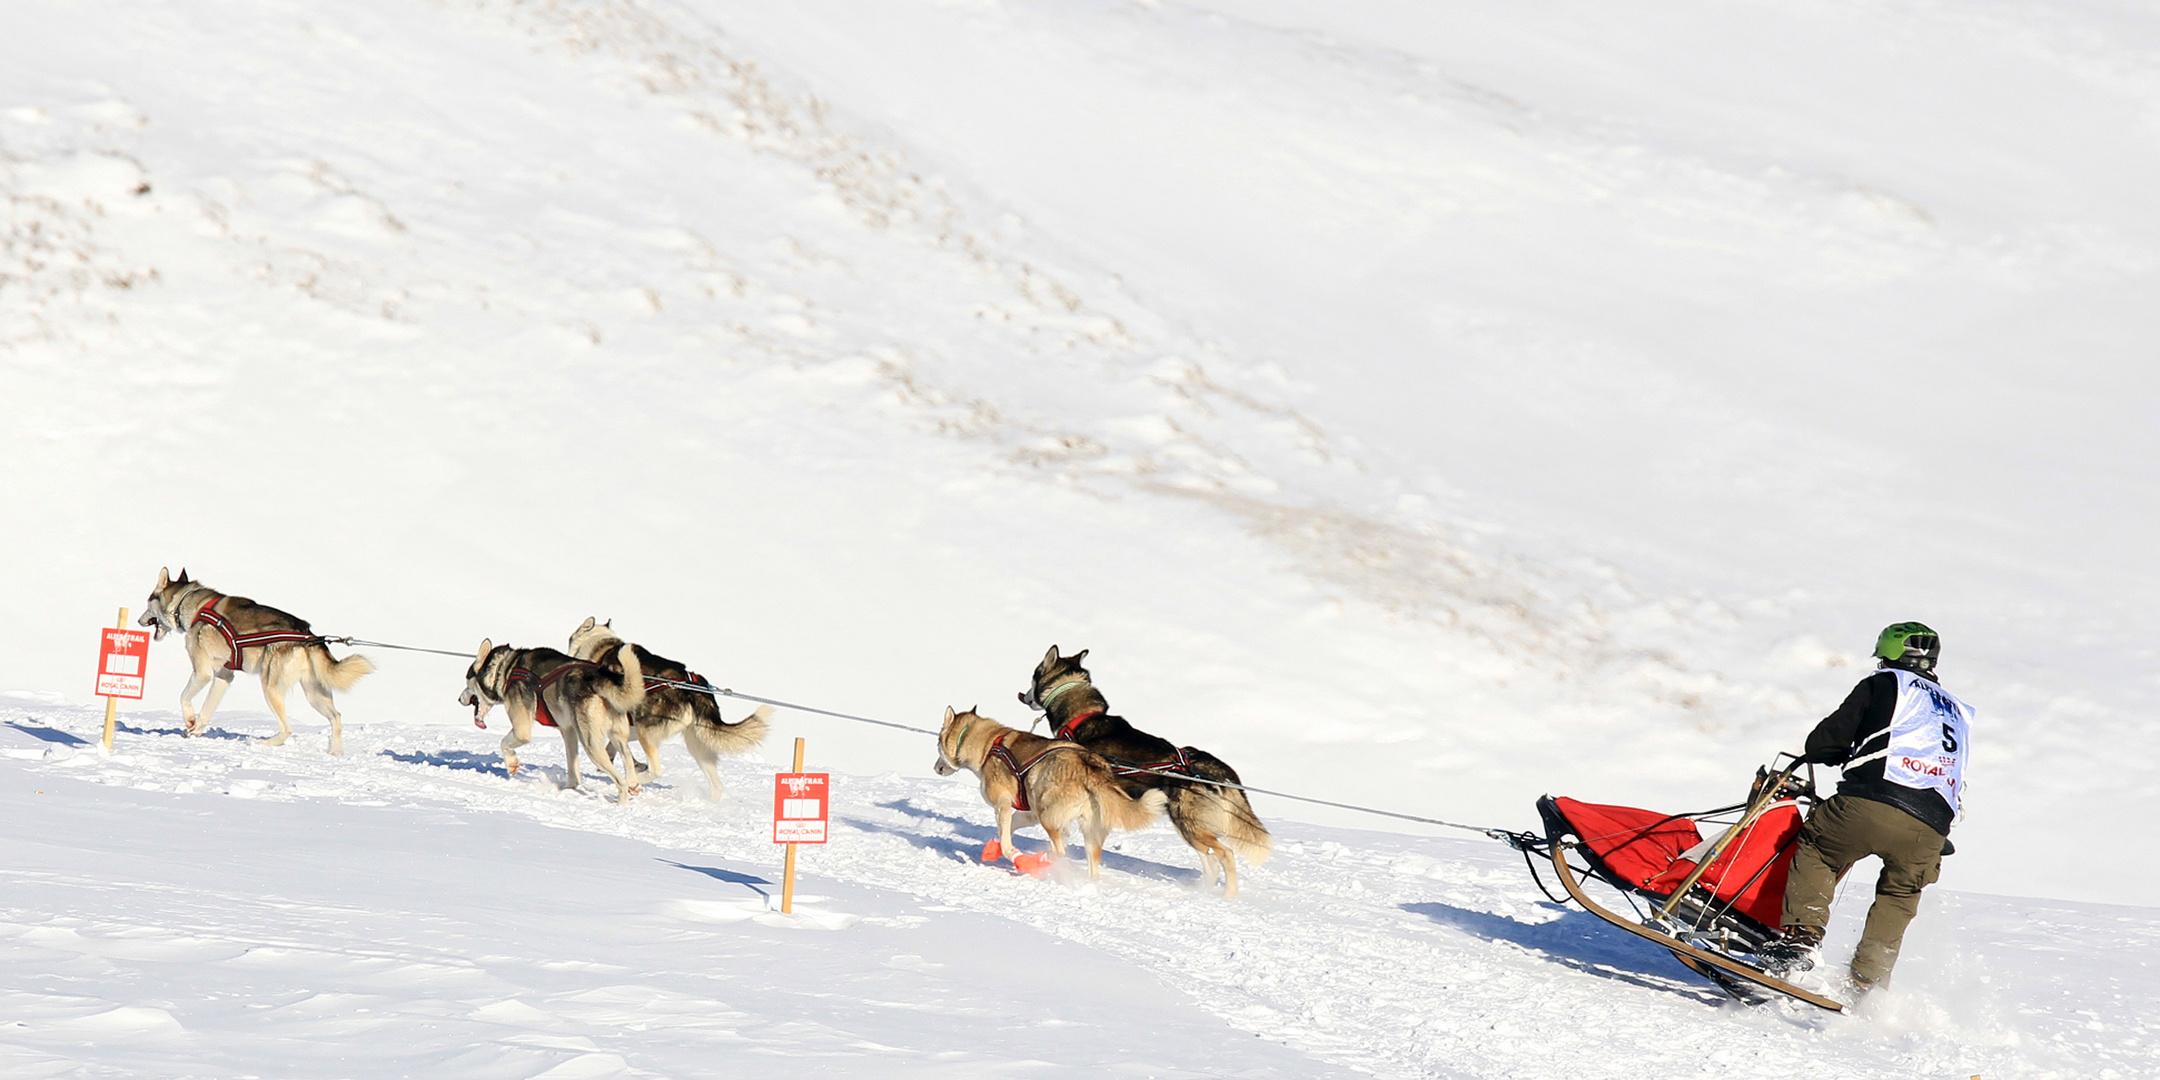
1874, 621, 1941, 672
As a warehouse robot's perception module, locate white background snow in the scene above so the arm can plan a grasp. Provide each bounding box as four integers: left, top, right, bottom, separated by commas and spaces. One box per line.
2, 0, 2156, 1076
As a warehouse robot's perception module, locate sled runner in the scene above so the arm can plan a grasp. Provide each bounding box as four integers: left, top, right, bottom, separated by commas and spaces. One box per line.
1504, 757, 1845, 1012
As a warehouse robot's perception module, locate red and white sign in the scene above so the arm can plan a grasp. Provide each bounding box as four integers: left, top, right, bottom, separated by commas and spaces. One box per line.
95, 627, 151, 700
772, 772, 830, 844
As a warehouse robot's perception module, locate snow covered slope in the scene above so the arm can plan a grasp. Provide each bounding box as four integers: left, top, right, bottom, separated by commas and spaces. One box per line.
7, 0, 2154, 904
1, 0, 2154, 1017
8, 707, 2158, 1079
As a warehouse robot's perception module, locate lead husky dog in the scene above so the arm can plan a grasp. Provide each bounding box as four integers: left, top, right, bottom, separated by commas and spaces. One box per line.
460, 638, 645, 805
1020, 646, 1272, 897
137, 567, 374, 753
565, 617, 770, 800
934, 707, 1165, 880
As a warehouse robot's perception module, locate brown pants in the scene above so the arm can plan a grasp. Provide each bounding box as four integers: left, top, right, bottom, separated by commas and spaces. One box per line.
1781, 794, 1944, 986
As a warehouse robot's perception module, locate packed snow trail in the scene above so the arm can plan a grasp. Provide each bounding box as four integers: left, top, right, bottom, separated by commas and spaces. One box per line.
6, 708, 2154, 1080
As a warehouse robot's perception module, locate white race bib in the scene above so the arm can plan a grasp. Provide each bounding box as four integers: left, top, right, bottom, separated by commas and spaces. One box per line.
1878, 668, 1973, 820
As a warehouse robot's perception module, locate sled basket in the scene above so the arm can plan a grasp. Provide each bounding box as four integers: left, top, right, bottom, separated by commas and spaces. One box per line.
1523, 761, 1844, 1012
1537, 794, 1800, 949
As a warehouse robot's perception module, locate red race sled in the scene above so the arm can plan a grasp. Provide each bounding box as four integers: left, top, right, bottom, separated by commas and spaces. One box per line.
1504, 756, 1844, 1011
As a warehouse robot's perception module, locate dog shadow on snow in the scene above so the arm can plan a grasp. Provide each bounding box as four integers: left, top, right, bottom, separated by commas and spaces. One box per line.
380, 748, 511, 777
848, 799, 1206, 887
377, 748, 680, 793
1404, 901, 1730, 1007
112, 719, 254, 742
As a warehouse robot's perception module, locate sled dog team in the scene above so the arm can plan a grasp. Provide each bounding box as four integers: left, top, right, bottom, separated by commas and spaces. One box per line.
137, 569, 1271, 895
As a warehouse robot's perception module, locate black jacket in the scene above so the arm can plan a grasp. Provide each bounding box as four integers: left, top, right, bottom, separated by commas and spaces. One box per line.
1805, 667, 1956, 836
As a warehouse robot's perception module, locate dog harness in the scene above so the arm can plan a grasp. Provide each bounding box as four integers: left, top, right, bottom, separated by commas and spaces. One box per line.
507, 662, 598, 728
645, 670, 708, 695
1045, 705, 1196, 779
190, 594, 323, 671
988, 733, 1079, 813
1110, 746, 1199, 780
1054, 711, 1104, 741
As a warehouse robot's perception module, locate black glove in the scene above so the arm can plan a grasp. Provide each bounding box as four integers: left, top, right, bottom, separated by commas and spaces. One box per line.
1798, 746, 1849, 766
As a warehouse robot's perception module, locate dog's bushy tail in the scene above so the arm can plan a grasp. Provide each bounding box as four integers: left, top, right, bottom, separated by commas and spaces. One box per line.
1217, 788, 1274, 867
310, 647, 375, 693
598, 644, 646, 712
1190, 751, 1273, 867
1095, 775, 1168, 834
697, 704, 771, 756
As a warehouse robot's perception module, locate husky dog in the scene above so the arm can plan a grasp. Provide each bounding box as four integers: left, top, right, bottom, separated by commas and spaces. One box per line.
1019, 646, 1272, 897
136, 567, 374, 754
934, 706, 1165, 879
460, 638, 646, 805
566, 617, 770, 800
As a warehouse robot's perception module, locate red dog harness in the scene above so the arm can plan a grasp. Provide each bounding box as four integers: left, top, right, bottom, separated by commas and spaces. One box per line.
1054, 711, 1104, 741
1048, 710, 1196, 780
507, 662, 597, 728
190, 595, 322, 671
988, 733, 1080, 813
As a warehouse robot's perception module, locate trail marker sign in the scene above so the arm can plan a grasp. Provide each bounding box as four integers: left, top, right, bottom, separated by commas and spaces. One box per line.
773, 738, 823, 916
772, 771, 829, 844
96, 626, 149, 700
97, 608, 143, 753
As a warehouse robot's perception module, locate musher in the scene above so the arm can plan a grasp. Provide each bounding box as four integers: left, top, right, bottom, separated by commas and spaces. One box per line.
1758, 622, 1972, 993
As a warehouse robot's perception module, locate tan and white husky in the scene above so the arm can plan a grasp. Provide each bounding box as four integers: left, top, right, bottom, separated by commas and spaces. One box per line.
137, 567, 373, 753
934, 707, 1165, 879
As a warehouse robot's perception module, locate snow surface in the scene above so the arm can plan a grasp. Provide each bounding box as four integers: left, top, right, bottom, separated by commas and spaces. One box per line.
3, 0, 2158, 1074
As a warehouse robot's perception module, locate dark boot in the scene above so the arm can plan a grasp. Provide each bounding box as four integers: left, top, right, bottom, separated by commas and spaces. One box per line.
1756, 924, 1824, 976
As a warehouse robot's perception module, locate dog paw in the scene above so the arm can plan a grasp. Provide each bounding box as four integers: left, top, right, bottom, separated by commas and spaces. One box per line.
1012, 852, 1053, 877
505, 761, 522, 776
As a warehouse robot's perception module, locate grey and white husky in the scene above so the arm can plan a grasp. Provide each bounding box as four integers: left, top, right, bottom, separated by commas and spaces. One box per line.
137, 567, 374, 753
934, 707, 1165, 880
460, 638, 645, 805
1020, 646, 1272, 897
566, 617, 770, 800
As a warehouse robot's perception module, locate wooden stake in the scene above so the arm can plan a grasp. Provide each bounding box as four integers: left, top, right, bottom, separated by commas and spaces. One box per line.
100, 607, 128, 754
781, 736, 804, 915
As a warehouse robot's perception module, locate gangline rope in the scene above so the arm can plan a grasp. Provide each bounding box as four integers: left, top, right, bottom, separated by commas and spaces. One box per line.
314, 635, 1522, 839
